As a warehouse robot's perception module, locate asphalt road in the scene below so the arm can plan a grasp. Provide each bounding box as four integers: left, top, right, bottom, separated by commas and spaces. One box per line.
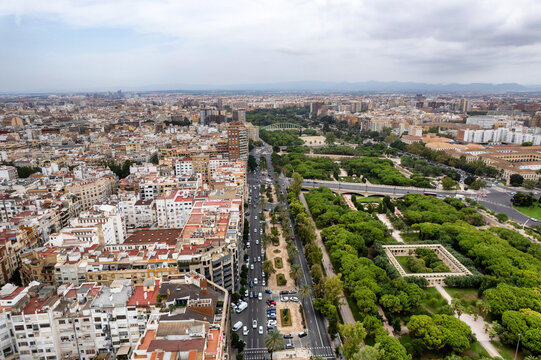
233, 145, 334, 360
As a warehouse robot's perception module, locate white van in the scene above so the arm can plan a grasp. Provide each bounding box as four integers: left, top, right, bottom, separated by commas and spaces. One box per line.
232, 321, 243, 332
237, 302, 248, 313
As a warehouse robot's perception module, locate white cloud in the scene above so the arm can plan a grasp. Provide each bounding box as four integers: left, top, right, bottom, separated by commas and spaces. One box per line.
1, 0, 541, 90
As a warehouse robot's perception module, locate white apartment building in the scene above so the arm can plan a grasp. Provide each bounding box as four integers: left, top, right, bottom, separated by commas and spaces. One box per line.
175, 159, 193, 176
90, 280, 146, 354
155, 189, 195, 228
461, 128, 541, 145
118, 195, 155, 229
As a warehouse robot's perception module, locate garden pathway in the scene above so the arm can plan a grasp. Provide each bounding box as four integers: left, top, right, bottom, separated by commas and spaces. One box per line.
376, 213, 404, 243
435, 285, 500, 358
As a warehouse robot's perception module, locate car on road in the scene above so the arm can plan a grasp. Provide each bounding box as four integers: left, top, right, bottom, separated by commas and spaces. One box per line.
265, 289, 272, 294
242, 326, 249, 336
254, 278, 258, 285
531, 218, 538, 222
250, 264, 254, 270
252, 320, 257, 329
283, 334, 293, 339
232, 321, 243, 332
249, 281, 253, 288
249, 291, 254, 298
257, 256, 261, 262
253, 257, 257, 263
244, 290, 249, 297
258, 326, 264, 335
258, 292, 263, 300
262, 279, 266, 286
298, 331, 307, 338
256, 240, 259, 245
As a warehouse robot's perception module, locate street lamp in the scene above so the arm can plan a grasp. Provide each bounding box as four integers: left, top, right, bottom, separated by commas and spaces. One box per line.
514, 333, 521, 360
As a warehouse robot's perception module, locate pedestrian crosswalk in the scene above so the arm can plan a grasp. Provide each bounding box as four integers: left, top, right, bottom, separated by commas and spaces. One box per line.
243, 346, 335, 360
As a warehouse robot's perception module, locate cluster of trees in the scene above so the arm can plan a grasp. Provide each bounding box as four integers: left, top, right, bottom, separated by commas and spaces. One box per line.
315, 143, 388, 157
246, 106, 309, 127
247, 155, 257, 172
402, 215, 541, 354
14, 165, 41, 178
342, 157, 433, 188
260, 129, 304, 147
407, 314, 474, 354
404, 248, 450, 273
304, 187, 429, 359
404, 194, 484, 226
103, 159, 139, 179
400, 156, 458, 179
403, 142, 500, 177
463, 176, 486, 190
280, 152, 340, 180
511, 191, 536, 207
393, 193, 541, 355
163, 117, 191, 126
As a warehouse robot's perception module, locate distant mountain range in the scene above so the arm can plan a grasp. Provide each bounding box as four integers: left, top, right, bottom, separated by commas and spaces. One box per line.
134, 80, 541, 94
5, 81, 541, 95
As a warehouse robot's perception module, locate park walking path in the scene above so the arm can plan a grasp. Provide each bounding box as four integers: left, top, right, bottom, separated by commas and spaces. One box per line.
376, 213, 404, 243
299, 192, 356, 324
435, 285, 500, 358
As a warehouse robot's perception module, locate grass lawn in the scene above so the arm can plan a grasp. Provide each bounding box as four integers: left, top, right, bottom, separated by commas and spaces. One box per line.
420, 287, 449, 314
446, 288, 480, 304
280, 308, 292, 327
401, 232, 420, 243
396, 256, 413, 273
463, 341, 491, 358
356, 196, 383, 203
514, 201, 541, 220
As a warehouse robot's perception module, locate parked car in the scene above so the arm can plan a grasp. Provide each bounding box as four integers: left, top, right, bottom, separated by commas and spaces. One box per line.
265, 289, 272, 294
283, 334, 293, 339
298, 331, 307, 338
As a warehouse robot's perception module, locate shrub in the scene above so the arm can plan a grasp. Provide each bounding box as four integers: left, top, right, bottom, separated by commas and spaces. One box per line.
276, 273, 287, 286
274, 257, 284, 269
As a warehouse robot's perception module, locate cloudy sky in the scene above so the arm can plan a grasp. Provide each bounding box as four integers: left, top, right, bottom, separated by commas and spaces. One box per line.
1, 0, 541, 92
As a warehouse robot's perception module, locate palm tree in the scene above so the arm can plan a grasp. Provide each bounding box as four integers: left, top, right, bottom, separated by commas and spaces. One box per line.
262, 234, 272, 249
298, 284, 312, 300
287, 245, 299, 263
451, 299, 465, 318
265, 329, 284, 360
289, 264, 303, 285
263, 260, 275, 277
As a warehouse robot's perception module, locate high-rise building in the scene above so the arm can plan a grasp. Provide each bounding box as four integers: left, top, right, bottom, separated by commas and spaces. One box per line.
227, 121, 248, 161
232, 109, 246, 122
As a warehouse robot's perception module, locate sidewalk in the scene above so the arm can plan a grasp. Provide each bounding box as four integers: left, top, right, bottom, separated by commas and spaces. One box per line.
435, 285, 500, 358
299, 192, 356, 324
376, 213, 404, 243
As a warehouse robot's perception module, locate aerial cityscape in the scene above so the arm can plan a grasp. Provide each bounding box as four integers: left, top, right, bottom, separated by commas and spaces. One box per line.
1, 2, 541, 360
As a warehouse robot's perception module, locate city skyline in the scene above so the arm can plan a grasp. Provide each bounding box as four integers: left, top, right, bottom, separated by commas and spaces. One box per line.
1, 0, 541, 92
